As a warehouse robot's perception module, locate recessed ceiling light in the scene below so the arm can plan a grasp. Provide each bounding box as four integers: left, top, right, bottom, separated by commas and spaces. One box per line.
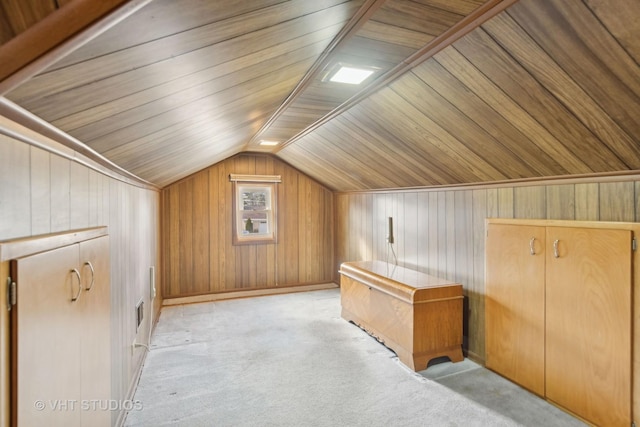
259, 140, 279, 146
329, 66, 375, 85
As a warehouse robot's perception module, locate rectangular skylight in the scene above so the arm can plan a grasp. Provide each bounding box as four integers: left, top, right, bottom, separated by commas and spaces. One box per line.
329, 66, 374, 85
259, 140, 279, 146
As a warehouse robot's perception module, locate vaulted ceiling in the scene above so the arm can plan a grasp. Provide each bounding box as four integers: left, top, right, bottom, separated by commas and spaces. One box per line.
1, 0, 639, 191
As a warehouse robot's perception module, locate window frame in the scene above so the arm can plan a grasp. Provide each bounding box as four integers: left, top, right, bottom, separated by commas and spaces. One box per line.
230, 175, 280, 245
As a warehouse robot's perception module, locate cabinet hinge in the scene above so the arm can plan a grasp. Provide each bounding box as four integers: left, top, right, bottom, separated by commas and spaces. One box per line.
633, 238, 637, 252
6, 277, 16, 311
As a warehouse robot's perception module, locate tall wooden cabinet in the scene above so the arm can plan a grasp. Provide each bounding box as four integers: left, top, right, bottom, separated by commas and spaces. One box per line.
486, 219, 633, 427
4, 228, 111, 427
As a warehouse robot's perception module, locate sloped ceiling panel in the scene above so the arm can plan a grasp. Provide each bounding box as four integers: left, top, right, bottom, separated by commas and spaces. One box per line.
5, 0, 365, 187
250, 0, 488, 150
278, 0, 640, 192
2, 0, 639, 191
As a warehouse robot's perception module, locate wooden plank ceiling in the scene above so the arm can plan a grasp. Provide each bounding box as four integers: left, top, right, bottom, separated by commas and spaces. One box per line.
1, 0, 639, 191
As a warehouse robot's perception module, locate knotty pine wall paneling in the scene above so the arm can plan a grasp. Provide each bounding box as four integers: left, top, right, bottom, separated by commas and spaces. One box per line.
575, 183, 599, 221
162, 153, 334, 299
0, 135, 29, 239
601, 181, 636, 222
51, 154, 71, 232
334, 178, 640, 364
278, 159, 300, 284
0, 129, 161, 427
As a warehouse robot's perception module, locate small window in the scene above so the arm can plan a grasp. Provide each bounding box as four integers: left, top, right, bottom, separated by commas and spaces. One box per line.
230, 175, 280, 245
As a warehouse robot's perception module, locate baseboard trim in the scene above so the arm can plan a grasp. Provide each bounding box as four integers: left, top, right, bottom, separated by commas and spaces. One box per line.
465, 350, 485, 367
116, 307, 161, 427
162, 283, 339, 306
115, 353, 145, 427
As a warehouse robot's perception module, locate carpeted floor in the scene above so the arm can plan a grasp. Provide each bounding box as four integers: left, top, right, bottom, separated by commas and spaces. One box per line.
124, 288, 585, 427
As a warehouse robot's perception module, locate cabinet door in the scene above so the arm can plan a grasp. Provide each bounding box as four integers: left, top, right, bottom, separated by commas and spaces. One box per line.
11, 244, 82, 427
485, 223, 545, 396
78, 236, 111, 427
545, 227, 631, 427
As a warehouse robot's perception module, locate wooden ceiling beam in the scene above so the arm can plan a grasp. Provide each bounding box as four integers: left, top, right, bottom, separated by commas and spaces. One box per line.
276, 0, 519, 152
0, 0, 152, 96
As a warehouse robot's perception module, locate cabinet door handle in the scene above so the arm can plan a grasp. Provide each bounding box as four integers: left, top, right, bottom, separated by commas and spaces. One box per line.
553, 239, 560, 258
70, 268, 82, 302
529, 237, 536, 255
84, 261, 95, 291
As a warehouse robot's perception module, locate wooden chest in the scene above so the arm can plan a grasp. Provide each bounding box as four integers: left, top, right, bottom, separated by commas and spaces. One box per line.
339, 260, 463, 371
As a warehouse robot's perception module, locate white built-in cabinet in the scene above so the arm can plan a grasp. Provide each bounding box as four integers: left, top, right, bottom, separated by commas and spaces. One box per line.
486, 219, 634, 427
5, 228, 110, 427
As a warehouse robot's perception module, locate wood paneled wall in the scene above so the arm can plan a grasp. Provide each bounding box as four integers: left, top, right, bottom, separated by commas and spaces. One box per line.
161, 153, 334, 298
0, 129, 160, 427
334, 179, 640, 362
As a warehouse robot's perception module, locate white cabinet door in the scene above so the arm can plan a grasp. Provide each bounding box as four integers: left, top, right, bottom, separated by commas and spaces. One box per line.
11, 235, 111, 427
79, 236, 111, 427
12, 244, 82, 427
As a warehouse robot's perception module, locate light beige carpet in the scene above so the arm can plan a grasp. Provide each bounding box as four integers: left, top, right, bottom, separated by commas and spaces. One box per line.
124, 289, 585, 427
